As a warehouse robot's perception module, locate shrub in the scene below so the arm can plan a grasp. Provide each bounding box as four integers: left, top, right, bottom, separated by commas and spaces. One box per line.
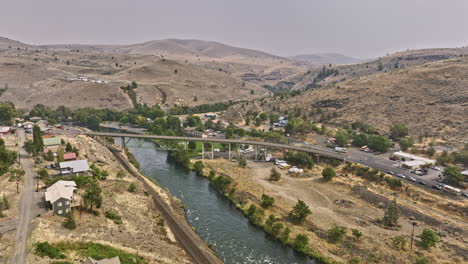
391, 235, 407, 250
116, 170, 126, 178
34, 242, 66, 259
289, 200, 311, 224
328, 224, 347, 243
193, 161, 204, 176
269, 168, 281, 181
418, 228, 439, 249
322, 167, 335, 181
212, 175, 231, 193
280, 227, 291, 243
62, 213, 76, 230
260, 194, 275, 208
105, 210, 123, 225
351, 229, 362, 240
348, 257, 360, 264
127, 183, 137, 193
292, 234, 309, 252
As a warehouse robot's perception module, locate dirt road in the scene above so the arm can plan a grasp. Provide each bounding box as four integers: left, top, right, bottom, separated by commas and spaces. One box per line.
10, 129, 35, 264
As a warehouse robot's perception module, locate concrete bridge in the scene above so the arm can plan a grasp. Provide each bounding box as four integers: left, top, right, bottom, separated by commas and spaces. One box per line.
83, 131, 345, 162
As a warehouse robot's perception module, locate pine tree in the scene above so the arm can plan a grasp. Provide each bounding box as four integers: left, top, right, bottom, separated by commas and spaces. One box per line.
32, 125, 43, 153
382, 198, 399, 227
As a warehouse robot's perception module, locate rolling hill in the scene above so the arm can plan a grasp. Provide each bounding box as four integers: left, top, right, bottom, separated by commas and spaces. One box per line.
225, 56, 468, 145
290, 53, 364, 65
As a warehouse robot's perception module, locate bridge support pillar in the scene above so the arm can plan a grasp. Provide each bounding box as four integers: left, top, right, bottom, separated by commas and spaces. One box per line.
121, 136, 126, 150
316, 155, 320, 164
211, 143, 214, 160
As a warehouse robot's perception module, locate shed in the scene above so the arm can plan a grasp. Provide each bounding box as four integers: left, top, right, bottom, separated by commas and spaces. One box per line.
401, 160, 427, 170
59, 160, 90, 175
63, 152, 77, 161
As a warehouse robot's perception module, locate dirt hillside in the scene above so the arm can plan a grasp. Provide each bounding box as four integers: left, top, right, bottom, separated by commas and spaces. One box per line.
226, 57, 468, 145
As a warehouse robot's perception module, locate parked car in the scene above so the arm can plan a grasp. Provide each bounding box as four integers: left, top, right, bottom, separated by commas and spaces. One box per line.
396, 173, 406, 179
431, 184, 443, 190
387, 171, 395, 175
408, 177, 417, 182
462, 192, 468, 198
432, 166, 441, 171
418, 181, 427, 185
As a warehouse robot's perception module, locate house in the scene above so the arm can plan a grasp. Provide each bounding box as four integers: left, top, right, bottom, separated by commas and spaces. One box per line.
392, 151, 436, 167
59, 160, 90, 175
44, 180, 77, 216
63, 152, 77, 161
83, 257, 121, 264
43, 137, 62, 147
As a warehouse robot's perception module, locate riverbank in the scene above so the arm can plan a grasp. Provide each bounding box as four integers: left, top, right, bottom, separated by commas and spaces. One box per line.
200, 159, 468, 264
27, 133, 193, 264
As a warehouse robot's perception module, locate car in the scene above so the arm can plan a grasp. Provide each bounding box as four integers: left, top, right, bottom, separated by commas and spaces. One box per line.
387, 171, 395, 175
462, 192, 468, 198
418, 181, 427, 185
396, 173, 406, 179
432, 166, 441, 171
408, 177, 417, 182
431, 184, 443, 190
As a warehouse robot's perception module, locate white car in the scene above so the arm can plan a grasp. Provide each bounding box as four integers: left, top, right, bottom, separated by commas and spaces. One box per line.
432, 166, 441, 171
396, 173, 406, 179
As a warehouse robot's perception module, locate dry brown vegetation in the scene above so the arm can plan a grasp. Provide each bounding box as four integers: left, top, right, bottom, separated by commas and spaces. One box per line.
27, 134, 191, 264
226, 57, 468, 146
202, 159, 467, 264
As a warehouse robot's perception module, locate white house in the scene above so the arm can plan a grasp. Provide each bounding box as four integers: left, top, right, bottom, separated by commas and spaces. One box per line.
44, 180, 77, 216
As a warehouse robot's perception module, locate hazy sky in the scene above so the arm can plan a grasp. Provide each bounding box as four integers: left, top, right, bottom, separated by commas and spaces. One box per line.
1, 0, 467, 58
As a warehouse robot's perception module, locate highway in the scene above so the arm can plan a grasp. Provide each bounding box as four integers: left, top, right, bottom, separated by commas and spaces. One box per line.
82, 131, 466, 199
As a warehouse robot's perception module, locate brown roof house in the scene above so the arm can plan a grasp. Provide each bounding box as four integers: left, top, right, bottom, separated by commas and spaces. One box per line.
83, 257, 121, 264
44, 180, 77, 216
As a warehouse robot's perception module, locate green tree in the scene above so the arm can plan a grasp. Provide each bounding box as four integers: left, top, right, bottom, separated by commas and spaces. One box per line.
443, 166, 463, 187
328, 224, 347, 243
289, 200, 311, 224
280, 227, 291, 243
426, 146, 436, 157
32, 125, 44, 153
45, 150, 55, 162
390, 123, 409, 140
37, 168, 49, 180
65, 142, 73, 152
63, 212, 76, 230
188, 141, 197, 150
322, 167, 336, 182
367, 135, 391, 152
292, 234, 309, 252
225, 128, 234, 139
269, 168, 281, 181
83, 179, 102, 212
260, 194, 275, 208
418, 228, 439, 249
399, 137, 414, 151
193, 161, 205, 176
382, 198, 399, 227
56, 147, 65, 163
335, 130, 350, 147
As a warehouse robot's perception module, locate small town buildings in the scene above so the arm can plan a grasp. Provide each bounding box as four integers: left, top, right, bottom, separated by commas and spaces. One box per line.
59, 160, 90, 175
392, 151, 436, 168
44, 180, 77, 216
63, 152, 77, 161
83, 257, 121, 264
29, 116, 42, 122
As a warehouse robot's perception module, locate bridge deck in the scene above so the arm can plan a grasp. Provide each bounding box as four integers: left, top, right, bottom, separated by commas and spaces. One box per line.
84, 132, 345, 160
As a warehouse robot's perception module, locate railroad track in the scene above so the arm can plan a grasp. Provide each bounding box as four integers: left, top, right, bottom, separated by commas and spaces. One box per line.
106, 144, 222, 264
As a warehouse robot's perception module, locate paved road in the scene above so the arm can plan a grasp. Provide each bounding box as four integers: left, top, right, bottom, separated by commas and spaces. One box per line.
10, 128, 35, 264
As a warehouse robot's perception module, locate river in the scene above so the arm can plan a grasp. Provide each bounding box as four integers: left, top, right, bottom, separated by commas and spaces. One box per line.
106, 130, 315, 264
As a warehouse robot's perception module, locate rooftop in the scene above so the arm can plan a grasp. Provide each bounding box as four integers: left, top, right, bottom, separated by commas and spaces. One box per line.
59, 160, 90, 173
63, 152, 77, 160
45, 180, 77, 204
43, 137, 61, 146
393, 151, 436, 164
